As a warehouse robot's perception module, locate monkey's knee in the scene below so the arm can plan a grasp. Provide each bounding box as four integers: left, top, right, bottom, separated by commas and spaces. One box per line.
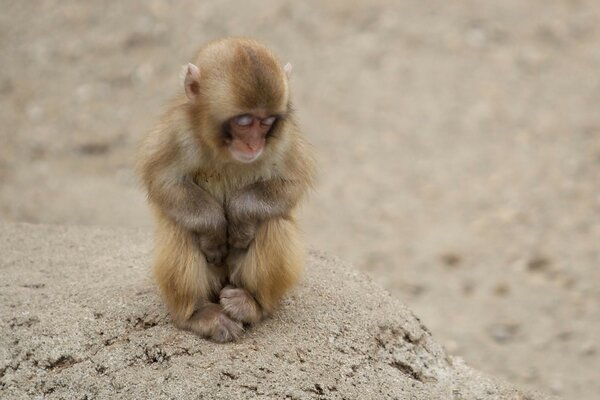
153, 228, 226, 321
230, 217, 303, 315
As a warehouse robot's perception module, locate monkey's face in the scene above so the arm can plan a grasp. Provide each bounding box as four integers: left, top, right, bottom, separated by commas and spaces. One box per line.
222, 111, 280, 163
183, 38, 291, 164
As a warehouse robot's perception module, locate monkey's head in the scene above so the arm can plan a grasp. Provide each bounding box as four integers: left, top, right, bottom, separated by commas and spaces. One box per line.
184, 38, 293, 164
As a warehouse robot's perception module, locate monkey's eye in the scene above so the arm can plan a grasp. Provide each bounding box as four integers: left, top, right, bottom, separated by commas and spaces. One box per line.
261, 116, 277, 126
234, 115, 253, 127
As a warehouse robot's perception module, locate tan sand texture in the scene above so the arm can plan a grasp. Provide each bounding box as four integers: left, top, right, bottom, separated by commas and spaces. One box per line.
0, 223, 548, 399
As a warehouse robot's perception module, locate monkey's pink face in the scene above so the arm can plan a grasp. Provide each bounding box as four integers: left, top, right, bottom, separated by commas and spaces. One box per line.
225, 113, 277, 163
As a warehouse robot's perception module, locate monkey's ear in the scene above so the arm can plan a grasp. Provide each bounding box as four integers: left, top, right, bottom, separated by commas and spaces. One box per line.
184, 63, 201, 102
284, 62, 292, 78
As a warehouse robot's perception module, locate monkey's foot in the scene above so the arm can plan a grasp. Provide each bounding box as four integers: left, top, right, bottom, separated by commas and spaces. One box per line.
220, 286, 263, 324
212, 313, 244, 343
182, 303, 244, 343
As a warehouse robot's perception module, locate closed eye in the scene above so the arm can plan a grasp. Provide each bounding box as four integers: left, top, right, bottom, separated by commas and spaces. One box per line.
234, 114, 253, 126
261, 116, 277, 126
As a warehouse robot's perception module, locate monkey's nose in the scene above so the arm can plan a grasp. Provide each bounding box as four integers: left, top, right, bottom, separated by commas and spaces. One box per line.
245, 141, 258, 151
240, 129, 265, 152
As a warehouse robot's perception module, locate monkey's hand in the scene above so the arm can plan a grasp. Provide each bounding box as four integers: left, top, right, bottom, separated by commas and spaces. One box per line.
227, 220, 258, 250
193, 230, 228, 266
190, 211, 228, 265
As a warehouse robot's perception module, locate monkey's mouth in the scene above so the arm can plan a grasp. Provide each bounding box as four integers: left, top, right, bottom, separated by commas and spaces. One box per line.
228, 137, 265, 163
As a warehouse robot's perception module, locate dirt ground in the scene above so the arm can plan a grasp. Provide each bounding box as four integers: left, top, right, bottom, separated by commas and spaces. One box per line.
1, 224, 545, 400
1, 1, 598, 398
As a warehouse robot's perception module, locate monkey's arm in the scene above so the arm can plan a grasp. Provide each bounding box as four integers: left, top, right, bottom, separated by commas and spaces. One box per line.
145, 165, 228, 264
226, 177, 307, 249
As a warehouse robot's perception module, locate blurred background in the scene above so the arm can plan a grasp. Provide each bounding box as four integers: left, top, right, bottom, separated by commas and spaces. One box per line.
1, 1, 599, 398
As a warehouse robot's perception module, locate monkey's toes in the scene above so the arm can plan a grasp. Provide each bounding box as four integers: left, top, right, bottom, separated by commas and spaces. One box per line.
211, 313, 244, 343
220, 286, 262, 324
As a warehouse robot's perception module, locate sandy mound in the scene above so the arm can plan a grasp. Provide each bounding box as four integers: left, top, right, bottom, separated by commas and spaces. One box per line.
0, 223, 546, 399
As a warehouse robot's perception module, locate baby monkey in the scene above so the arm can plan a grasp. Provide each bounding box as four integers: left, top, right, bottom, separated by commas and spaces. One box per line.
138, 38, 315, 342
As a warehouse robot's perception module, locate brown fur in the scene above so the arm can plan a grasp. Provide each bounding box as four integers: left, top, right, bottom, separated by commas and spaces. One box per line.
137, 38, 315, 342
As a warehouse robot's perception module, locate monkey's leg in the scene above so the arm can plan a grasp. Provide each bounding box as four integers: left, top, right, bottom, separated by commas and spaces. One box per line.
153, 217, 243, 342
223, 217, 303, 323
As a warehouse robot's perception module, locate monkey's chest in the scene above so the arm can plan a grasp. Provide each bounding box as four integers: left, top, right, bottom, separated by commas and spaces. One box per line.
193, 170, 258, 203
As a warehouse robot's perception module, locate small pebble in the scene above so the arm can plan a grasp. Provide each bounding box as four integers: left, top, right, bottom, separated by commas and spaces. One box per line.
488, 322, 520, 343
527, 256, 551, 272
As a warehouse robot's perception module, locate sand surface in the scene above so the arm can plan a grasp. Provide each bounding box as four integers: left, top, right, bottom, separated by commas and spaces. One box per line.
1, 1, 599, 398
0, 223, 548, 399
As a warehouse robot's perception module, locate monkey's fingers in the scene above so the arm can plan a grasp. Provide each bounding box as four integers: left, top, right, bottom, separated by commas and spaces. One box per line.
192, 231, 225, 254
200, 243, 228, 266
228, 223, 256, 249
